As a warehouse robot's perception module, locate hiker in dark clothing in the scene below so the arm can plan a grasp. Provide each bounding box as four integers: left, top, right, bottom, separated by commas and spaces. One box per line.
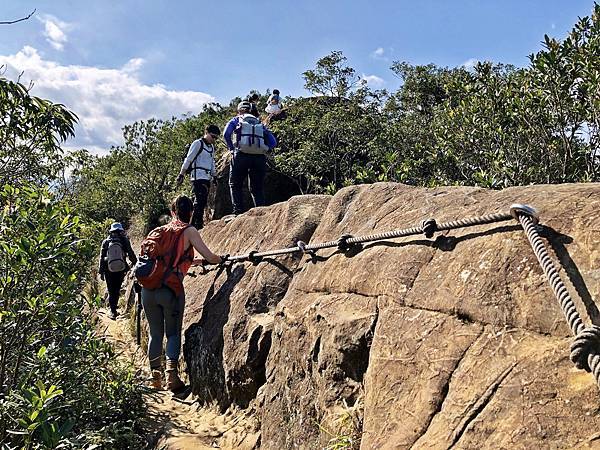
98, 222, 137, 320
223, 101, 277, 215
248, 93, 260, 118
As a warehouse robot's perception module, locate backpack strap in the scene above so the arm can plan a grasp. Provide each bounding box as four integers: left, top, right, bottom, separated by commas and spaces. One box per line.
190, 140, 205, 172
234, 116, 243, 149
188, 140, 215, 174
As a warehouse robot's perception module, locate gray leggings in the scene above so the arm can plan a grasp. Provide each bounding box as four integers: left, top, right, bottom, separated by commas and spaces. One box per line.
141, 286, 185, 368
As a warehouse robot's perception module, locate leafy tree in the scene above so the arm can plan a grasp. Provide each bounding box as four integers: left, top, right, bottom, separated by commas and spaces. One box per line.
303, 51, 359, 98
527, 4, 600, 181
271, 85, 386, 194
0, 76, 77, 187
0, 72, 146, 448
68, 104, 235, 229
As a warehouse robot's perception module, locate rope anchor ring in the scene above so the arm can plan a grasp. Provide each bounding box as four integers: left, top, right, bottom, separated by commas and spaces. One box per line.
337, 233, 355, 252
510, 203, 539, 225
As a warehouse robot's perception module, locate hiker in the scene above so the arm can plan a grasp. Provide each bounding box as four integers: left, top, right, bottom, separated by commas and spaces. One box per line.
223, 101, 277, 216
176, 124, 220, 229
265, 89, 283, 116
264, 89, 286, 125
137, 195, 223, 391
248, 93, 260, 118
98, 222, 137, 320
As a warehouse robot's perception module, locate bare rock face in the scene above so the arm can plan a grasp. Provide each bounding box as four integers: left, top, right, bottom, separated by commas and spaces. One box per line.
182, 194, 330, 409
181, 182, 600, 449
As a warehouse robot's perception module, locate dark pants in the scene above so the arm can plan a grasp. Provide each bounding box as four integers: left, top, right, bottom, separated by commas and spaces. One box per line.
105, 270, 126, 314
229, 152, 267, 215
191, 179, 210, 229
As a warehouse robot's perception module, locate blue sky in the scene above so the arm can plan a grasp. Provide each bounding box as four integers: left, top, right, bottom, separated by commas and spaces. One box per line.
0, 0, 595, 153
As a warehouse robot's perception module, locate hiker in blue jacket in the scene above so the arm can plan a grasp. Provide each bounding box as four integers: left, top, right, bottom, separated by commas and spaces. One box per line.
223, 101, 277, 215
176, 124, 220, 229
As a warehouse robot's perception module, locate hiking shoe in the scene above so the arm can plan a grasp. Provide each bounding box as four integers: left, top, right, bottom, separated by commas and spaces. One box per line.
108, 310, 118, 320
150, 369, 163, 390
165, 359, 185, 393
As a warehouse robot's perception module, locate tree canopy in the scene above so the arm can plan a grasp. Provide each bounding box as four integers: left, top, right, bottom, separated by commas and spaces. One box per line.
64, 4, 599, 227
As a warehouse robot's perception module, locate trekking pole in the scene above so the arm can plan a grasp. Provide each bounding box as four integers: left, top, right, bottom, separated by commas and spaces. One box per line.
133, 281, 142, 346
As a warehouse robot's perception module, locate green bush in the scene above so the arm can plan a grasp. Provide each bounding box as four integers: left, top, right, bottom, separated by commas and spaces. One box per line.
0, 184, 146, 449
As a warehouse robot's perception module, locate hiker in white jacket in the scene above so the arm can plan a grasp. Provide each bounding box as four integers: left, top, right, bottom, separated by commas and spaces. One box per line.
176, 124, 220, 229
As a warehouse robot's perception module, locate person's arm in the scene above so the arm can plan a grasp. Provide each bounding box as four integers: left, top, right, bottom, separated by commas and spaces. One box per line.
124, 237, 137, 265
179, 140, 201, 177
223, 118, 238, 152
184, 227, 222, 264
98, 240, 107, 277
265, 129, 277, 150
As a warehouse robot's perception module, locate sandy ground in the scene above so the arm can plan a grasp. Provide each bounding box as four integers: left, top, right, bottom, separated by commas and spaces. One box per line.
96, 304, 260, 450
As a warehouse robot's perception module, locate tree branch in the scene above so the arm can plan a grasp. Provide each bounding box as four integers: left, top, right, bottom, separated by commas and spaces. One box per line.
0, 9, 36, 25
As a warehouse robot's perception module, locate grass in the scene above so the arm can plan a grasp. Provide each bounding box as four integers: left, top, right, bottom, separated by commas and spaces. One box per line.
318, 395, 364, 450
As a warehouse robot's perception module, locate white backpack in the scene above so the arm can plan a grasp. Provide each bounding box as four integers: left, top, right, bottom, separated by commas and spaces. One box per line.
235, 114, 267, 154
106, 238, 126, 272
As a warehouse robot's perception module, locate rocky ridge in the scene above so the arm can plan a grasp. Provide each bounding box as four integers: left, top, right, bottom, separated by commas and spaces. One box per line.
174, 182, 599, 449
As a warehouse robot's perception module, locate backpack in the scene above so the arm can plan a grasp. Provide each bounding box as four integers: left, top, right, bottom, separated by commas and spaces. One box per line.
235, 114, 267, 155
186, 140, 214, 177
106, 237, 127, 273
133, 221, 191, 291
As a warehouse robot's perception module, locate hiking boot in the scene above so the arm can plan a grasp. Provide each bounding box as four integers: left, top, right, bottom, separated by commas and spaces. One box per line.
108, 310, 118, 320
150, 369, 163, 390
165, 359, 185, 392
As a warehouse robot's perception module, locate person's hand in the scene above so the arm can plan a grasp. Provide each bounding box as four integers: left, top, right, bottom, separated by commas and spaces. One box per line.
219, 254, 229, 265
176, 173, 184, 186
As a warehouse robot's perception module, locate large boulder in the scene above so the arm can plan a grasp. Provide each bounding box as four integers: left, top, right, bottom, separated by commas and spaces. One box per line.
181, 182, 600, 449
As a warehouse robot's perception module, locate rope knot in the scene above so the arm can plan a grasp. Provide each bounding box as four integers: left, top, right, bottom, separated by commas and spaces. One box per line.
337, 233, 354, 252
421, 218, 437, 238
247, 250, 262, 266
297, 240, 308, 253
570, 325, 600, 372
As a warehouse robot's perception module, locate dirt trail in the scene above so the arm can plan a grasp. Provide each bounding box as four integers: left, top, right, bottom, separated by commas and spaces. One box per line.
97, 306, 260, 450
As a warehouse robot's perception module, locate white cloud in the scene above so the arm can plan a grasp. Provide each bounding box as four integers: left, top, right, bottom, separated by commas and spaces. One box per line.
371, 47, 391, 61
461, 58, 479, 70
0, 47, 215, 154
361, 74, 385, 87
122, 57, 145, 73
38, 15, 70, 51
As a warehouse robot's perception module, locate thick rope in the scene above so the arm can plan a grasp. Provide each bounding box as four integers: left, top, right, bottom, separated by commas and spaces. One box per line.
206, 205, 600, 389
223, 211, 513, 262
223, 211, 514, 262
515, 212, 600, 388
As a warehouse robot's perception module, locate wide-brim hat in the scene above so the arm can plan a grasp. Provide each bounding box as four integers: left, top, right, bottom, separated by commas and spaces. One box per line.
109, 222, 124, 232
